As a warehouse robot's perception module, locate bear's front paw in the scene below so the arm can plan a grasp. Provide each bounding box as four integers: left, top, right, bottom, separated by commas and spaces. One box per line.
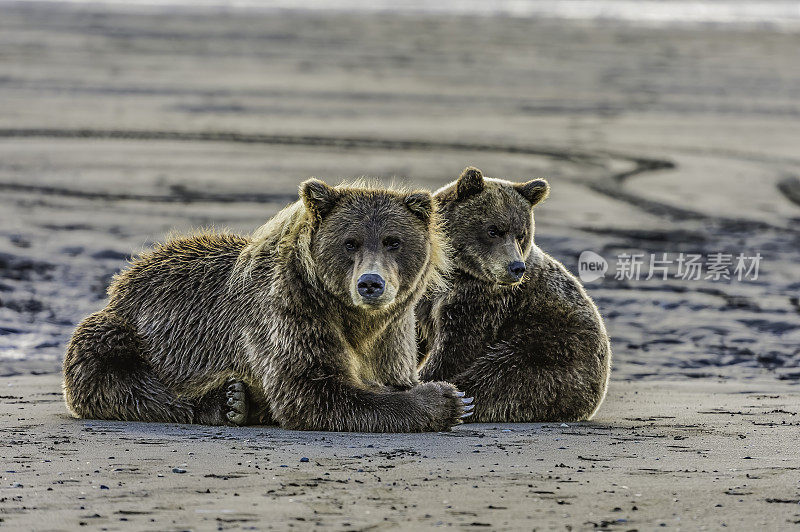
413, 381, 473, 431
225, 379, 249, 426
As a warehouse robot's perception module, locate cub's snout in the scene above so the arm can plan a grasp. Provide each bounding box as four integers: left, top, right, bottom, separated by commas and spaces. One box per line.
351, 265, 397, 308
508, 260, 526, 281
357, 273, 385, 300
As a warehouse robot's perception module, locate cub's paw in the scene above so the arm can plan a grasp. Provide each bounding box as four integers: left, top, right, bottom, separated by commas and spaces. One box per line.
413, 381, 474, 431
225, 379, 249, 426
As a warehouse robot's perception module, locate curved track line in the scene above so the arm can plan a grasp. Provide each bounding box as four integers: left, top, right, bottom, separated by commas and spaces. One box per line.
0, 181, 297, 205
0, 128, 608, 165
3, 127, 791, 234
777, 176, 800, 208
0, 127, 676, 208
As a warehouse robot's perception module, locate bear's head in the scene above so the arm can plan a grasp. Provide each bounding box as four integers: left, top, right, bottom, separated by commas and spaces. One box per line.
300, 179, 443, 310
434, 166, 549, 287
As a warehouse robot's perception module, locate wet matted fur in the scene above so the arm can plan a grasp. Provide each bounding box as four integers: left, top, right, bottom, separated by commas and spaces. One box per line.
63, 179, 469, 432
417, 167, 612, 422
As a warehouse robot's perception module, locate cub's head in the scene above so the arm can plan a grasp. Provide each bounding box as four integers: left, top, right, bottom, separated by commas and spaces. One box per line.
301, 179, 441, 310
434, 167, 549, 286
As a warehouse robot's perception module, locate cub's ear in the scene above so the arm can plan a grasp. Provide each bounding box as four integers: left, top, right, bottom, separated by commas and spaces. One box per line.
404, 192, 434, 224
456, 166, 485, 200
300, 178, 341, 219
515, 178, 550, 206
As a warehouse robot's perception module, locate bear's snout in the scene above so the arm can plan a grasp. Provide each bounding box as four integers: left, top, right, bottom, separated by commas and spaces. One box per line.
357, 273, 385, 300
508, 261, 526, 281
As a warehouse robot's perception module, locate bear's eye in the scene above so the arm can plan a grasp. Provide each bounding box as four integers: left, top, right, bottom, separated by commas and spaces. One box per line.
344, 240, 360, 252
487, 226, 502, 238
384, 237, 401, 251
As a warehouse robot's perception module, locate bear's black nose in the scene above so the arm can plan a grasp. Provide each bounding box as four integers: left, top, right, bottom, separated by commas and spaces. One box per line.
357, 273, 385, 299
508, 261, 526, 280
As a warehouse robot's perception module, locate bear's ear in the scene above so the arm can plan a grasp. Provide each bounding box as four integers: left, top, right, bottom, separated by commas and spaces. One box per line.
515, 178, 550, 206
300, 178, 341, 219
456, 166, 485, 200
404, 192, 434, 225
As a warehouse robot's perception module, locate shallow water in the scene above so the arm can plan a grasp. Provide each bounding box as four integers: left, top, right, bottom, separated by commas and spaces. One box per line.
8, 0, 800, 30
0, 0, 800, 31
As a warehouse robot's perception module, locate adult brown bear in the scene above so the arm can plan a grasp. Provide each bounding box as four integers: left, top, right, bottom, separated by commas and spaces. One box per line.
417, 167, 611, 422
64, 180, 471, 431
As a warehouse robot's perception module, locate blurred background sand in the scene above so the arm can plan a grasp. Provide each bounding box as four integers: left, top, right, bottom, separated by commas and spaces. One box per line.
0, 1, 799, 529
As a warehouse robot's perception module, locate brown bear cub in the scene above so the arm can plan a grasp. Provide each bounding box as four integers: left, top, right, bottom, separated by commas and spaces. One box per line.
64, 180, 473, 431
417, 167, 611, 422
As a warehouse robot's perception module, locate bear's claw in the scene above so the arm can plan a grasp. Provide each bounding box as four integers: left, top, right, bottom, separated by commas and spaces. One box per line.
225, 379, 248, 426
452, 397, 475, 426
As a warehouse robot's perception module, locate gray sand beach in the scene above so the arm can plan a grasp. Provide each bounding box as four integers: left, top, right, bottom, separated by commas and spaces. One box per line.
4, 374, 800, 529
0, 2, 799, 529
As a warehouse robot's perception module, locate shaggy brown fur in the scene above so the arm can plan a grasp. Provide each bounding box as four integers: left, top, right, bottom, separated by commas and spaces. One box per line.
63, 180, 471, 431
417, 167, 611, 422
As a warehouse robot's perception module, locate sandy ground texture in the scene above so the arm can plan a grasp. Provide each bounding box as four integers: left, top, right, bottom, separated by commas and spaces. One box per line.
0, 2, 799, 530
1, 375, 800, 530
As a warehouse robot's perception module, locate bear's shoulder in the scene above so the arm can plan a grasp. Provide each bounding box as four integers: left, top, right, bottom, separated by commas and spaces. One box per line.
521, 248, 600, 322
132, 232, 248, 271
109, 232, 249, 302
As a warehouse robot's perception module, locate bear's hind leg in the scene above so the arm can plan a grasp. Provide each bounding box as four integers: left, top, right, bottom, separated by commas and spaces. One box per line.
452, 347, 605, 423
63, 311, 194, 423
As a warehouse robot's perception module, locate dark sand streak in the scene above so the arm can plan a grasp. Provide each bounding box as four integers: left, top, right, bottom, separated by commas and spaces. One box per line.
0, 127, 644, 166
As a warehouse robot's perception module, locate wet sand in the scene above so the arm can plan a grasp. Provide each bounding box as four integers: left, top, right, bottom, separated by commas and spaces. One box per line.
3, 375, 800, 530
0, 2, 799, 529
